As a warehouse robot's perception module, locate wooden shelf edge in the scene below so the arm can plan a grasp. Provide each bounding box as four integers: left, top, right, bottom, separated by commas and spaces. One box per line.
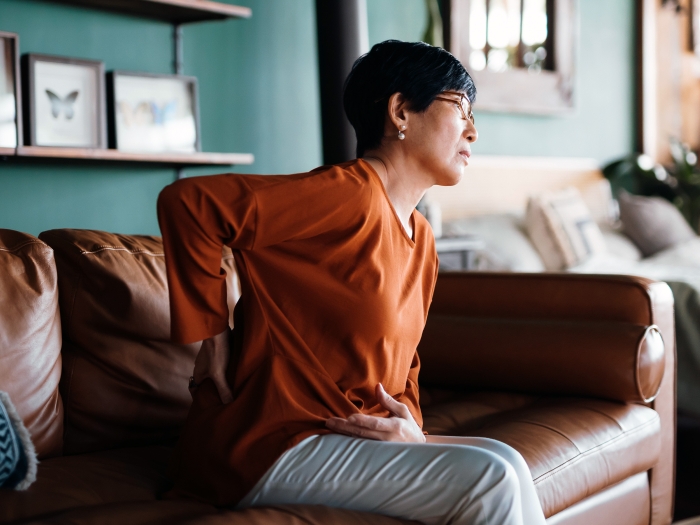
16, 146, 254, 166
47, 0, 252, 23
0, 147, 15, 156
151, 0, 252, 19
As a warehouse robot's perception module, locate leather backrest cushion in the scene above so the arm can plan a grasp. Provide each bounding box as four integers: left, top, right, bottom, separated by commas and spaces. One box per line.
38, 229, 202, 455
0, 230, 63, 458
419, 316, 665, 404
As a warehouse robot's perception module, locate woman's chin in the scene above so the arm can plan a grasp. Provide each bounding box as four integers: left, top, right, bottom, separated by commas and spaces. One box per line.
435, 169, 463, 187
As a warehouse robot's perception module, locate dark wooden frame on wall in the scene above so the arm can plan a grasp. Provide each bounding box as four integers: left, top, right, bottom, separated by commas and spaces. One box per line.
21, 53, 107, 149
107, 70, 201, 152
0, 31, 22, 153
447, 0, 577, 115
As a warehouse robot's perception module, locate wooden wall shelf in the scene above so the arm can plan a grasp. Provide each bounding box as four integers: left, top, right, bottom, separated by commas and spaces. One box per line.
10, 146, 254, 166
4, 2, 254, 169
47, 0, 252, 24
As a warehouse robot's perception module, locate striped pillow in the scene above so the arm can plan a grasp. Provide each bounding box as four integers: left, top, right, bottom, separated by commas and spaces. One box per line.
525, 187, 606, 270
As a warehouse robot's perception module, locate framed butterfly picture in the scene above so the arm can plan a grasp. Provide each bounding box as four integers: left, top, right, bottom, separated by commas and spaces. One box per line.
107, 71, 200, 153
22, 54, 106, 148
0, 31, 21, 148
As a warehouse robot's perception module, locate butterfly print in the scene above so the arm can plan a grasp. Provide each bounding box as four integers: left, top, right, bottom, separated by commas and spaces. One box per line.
119, 100, 178, 127
45, 90, 79, 120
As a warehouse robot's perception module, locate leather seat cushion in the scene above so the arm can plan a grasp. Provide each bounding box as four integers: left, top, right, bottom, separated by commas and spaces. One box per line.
0, 445, 415, 525
0, 230, 63, 459
0, 445, 173, 523
0, 445, 414, 525
0, 389, 658, 524
421, 389, 661, 518
17, 501, 416, 524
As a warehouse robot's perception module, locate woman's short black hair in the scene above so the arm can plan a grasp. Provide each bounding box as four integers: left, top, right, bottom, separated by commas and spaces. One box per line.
343, 40, 475, 157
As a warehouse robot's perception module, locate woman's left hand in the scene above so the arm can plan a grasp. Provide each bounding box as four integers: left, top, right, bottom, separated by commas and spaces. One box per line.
325, 383, 426, 443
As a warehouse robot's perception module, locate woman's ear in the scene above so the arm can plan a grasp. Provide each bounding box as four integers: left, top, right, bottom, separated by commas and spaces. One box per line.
386, 92, 409, 133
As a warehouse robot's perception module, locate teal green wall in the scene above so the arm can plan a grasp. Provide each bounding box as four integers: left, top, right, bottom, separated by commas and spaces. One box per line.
0, 0, 633, 236
367, 0, 428, 44
367, 0, 635, 164
183, 0, 322, 176
0, 0, 322, 236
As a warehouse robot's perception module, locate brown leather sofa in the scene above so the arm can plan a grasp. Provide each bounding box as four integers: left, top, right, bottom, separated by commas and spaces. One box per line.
0, 228, 675, 525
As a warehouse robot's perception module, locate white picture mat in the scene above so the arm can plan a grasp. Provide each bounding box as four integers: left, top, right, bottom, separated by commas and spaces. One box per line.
0, 38, 17, 148
34, 60, 99, 147
115, 75, 197, 153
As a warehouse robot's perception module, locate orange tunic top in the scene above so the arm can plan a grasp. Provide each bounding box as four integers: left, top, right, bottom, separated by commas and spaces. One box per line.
157, 159, 438, 506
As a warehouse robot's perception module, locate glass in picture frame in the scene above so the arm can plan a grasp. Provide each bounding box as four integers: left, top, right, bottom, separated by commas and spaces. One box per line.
0, 31, 21, 148
107, 71, 201, 154
22, 53, 107, 148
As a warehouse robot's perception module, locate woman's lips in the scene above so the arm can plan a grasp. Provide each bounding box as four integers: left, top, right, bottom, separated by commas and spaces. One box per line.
459, 150, 471, 163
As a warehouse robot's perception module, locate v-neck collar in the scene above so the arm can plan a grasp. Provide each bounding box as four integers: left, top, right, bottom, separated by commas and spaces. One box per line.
360, 158, 416, 248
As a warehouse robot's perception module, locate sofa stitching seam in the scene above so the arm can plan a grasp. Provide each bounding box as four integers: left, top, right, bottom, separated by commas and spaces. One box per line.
511, 420, 579, 450
0, 239, 49, 253
79, 246, 164, 256
575, 405, 625, 432
532, 415, 659, 485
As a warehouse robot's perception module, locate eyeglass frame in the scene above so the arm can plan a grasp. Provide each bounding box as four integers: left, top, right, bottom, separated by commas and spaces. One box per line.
432, 91, 475, 124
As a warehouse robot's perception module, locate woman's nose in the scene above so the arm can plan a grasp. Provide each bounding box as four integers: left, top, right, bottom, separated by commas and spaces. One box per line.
466, 123, 478, 143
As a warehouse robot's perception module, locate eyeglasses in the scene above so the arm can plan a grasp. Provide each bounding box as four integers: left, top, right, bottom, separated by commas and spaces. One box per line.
433, 91, 475, 124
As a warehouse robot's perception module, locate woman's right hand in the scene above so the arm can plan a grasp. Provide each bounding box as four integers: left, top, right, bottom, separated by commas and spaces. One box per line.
325, 383, 425, 443
191, 328, 234, 404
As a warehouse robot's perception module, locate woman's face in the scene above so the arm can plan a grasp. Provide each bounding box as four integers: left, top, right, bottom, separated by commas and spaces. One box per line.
402, 91, 478, 186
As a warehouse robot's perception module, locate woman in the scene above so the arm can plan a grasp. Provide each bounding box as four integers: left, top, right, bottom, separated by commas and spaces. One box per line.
158, 40, 546, 525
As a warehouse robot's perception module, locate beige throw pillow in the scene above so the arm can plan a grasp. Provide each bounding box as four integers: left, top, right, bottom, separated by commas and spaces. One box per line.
617, 190, 696, 257
525, 187, 606, 270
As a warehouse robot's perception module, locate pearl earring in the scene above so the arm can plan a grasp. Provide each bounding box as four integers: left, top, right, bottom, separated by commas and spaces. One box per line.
398, 125, 406, 140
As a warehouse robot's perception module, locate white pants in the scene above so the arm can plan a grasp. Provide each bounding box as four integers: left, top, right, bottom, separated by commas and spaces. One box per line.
239, 434, 546, 525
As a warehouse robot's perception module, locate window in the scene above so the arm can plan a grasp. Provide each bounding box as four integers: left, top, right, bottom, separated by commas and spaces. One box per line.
467, 0, 552, 73
448, 0, 575, 114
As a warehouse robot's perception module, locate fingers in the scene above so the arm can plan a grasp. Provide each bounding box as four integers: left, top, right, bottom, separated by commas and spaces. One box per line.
192, 328, 233, 404
214, 377, 234, 404
198, 370, 234, 404
188, 373, 234, 404
324, 383, 420, 442
325, 417, 391, 441
347, 413, 395, 431
376, 383, 412, 420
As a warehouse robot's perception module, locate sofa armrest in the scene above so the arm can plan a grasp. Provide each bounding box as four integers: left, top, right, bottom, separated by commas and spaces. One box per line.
418, 272, 675, 525
419, 315, 664, 403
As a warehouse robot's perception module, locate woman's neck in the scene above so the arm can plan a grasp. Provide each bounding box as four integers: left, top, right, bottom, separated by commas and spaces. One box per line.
362, 153, 431, 237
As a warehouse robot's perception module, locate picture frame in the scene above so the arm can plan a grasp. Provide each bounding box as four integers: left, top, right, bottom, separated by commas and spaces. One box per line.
22, 53, 106, 149
107, 71, 201, 153
0, 31, 21, 148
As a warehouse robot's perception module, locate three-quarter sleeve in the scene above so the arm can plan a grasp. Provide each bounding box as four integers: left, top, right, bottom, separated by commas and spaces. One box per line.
157, 174, 258, 343
157, 166, 369, 344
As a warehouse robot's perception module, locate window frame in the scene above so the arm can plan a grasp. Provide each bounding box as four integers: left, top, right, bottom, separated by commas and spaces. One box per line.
447, 0, 577, 115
